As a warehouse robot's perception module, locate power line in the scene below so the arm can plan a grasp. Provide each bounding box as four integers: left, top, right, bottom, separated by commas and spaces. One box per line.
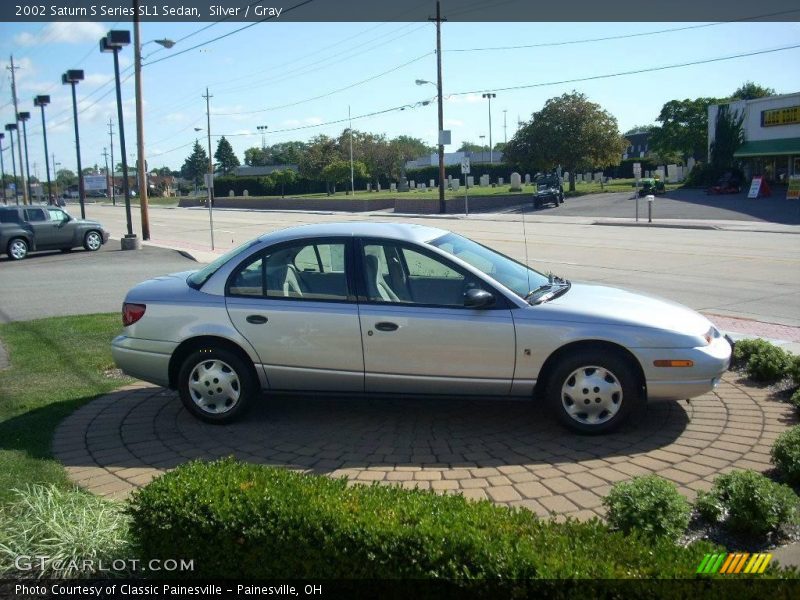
448, 9, 800, 52
213, 51, 434, 115
143, 0, 317, 67
447, 43, 800, 96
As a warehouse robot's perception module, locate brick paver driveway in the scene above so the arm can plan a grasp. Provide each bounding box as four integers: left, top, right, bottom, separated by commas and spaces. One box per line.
53, 374, 796, 520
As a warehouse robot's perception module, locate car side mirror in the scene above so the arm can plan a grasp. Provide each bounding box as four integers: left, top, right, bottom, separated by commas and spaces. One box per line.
464, 288, 495, 309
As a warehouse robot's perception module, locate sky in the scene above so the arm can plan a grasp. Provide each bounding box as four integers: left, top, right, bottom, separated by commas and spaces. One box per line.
1, 15, 799, 176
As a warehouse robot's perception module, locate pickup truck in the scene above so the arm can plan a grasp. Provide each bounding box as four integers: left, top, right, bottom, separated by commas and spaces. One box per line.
0, 205, 110, 260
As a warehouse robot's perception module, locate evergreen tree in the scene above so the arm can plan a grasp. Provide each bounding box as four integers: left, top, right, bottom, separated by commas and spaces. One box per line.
214, 136, 240, 175
181, 140, 208, 186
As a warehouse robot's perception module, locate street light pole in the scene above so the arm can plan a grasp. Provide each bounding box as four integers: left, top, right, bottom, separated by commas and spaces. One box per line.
482, 93, 496, 164
433, 1, 446, 213
17, 112, 33, 202
348, 105, 354, 196
8, 56, 29, 206
4, 125, 18, 204
33, 95, 52, 203
108, 117, 116, 206
101, 30, 137, 248
257, 125, 268, 150
132, 1, 150, 240
203, 88, 215, 250
62, 70, 85, 218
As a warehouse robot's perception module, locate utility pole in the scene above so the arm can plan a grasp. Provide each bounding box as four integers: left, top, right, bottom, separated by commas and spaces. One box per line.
429, 1, 446, 214
482, 93, 496, 164
503, 109, 508, 145
8, 55, 29, 205
52, 154, 60, 198
102, 147, 110, 199
108, 117, 116, 206
133, 1, 150, 240
348, 105, 354, 196
203, 87, 215, 250
0, 134, 6, 203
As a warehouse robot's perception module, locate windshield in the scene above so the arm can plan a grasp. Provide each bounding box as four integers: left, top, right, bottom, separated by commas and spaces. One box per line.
428, 232, 549, 299
187, 239, 260, 289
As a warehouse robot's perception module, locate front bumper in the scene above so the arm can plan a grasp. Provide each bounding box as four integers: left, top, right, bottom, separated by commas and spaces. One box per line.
111, 335, 176, 387
637, 335, 732, 402
102, 230, 111, 244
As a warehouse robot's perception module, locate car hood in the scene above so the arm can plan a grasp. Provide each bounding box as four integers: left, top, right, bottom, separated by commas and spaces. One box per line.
521, 282, 712, 337
71, 218, 104, 227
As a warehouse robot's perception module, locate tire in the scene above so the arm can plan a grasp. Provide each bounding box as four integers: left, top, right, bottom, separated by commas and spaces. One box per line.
177, 347, 257, 424
7, 238, 28, 260
83, 230, 103, 252
544, 350, 642, 434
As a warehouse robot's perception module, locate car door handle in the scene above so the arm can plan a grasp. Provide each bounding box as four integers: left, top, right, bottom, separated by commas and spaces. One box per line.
246, 315, 268, 324
374, 321, 398, 332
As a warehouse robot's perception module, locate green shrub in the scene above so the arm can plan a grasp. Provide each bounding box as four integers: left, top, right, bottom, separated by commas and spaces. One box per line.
791, 388, 800, 411
731, 338, 773, 369
128, 459, 715, 580
789, 354, 800, 387
0, 485, 132, 578
746, 344, 792, 383
603, 475, 691, 540
772, 426, 800, 485
696, 470, 799, 536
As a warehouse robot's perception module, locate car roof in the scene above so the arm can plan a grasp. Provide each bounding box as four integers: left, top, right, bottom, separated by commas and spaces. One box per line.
258, 222, 450, 245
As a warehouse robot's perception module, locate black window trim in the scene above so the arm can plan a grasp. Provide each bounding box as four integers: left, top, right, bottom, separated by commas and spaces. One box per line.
355, 237, 510, 310
225, 236, 358, 304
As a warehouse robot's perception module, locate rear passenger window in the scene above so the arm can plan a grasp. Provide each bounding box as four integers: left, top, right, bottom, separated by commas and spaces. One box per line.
0, 211, 20, 224
24, 209, 46, 222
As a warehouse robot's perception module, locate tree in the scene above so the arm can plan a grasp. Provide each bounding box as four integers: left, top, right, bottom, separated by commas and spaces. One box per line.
214, 136, 240, 175
390, 135, 434, 164
181, 140, 209, 186
271, 169, 297, 197
458, 141, 490, 152
321, 160, 368, 193
731, 81, 776, 101
504, 92, 626, 191
299, 135, 342, 182
244, 146, 270, 167
649, 98, 717, 161
624, 125, 657, 135
270, 141, 307, 165
56, 169, 76, 187
710, 105, 744, 170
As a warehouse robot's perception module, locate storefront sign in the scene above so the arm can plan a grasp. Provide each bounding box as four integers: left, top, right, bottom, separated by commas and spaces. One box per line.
788, 176, 800, 200
761, 105, 800, 127
747, 176, 772, 198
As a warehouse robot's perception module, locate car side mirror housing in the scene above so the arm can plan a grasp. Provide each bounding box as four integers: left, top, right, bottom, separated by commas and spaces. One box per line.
464, 288, 495, 309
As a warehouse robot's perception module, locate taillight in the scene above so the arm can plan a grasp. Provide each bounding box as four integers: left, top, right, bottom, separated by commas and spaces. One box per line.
122, 303, 146, 327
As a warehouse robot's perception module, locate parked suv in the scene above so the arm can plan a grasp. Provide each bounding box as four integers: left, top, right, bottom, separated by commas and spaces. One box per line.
533, 173, 564, 208
0, 205, 109, 260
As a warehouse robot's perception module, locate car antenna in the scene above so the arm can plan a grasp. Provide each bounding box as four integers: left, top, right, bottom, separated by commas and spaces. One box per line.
521, 201, 532, 294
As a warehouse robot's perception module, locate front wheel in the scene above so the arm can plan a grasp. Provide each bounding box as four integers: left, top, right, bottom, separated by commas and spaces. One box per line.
544, 350, 642, 434
177, 348, 257, 424
7, 238, 28, 260
84, 230, 102, 252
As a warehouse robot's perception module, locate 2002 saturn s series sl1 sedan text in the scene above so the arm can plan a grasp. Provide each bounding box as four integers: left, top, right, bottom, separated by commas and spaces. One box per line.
112, 223, 731, 434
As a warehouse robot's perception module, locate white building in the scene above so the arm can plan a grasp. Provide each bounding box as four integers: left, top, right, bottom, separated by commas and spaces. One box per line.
708, 92, 800, 183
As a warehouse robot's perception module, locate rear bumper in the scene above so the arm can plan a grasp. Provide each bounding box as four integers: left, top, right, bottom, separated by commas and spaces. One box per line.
111, 335, 175, 387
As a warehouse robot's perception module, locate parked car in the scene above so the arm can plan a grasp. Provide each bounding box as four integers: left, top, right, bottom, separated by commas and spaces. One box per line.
637, 178, 665, 196
112, 223, 731, 433
533, 173, 564, 208
0, 205, 109, 260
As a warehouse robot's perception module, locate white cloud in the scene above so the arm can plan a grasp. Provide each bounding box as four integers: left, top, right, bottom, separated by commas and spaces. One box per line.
444, 118, 464, 127
14, 22, 105, 46
304, 117, 323, 125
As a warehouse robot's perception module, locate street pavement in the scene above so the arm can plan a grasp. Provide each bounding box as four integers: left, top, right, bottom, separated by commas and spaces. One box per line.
79, 202, 800, 331
0, 244, 196, 323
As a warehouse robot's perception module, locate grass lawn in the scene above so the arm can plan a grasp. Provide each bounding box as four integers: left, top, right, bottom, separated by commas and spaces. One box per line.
214, 178, 682, 202
0, 314, 131, 505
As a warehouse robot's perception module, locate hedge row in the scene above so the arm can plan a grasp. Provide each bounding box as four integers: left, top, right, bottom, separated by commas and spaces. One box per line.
128, 458, 717, 580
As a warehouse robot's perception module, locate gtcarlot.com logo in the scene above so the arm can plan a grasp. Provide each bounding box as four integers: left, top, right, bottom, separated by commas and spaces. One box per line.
697, 552, 772, 574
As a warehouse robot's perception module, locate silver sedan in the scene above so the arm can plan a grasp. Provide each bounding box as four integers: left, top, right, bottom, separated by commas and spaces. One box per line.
112, 222, 731, 434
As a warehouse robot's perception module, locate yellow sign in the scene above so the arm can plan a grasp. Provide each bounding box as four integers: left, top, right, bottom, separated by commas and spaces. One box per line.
788, 176, 800, 200
761, 105, 800, 127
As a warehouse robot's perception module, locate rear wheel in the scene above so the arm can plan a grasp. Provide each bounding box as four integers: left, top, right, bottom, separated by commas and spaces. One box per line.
177, 347, 256, 424
545, 350, 642, 434
84, 230, 102, 252
7, 238, 28, 260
